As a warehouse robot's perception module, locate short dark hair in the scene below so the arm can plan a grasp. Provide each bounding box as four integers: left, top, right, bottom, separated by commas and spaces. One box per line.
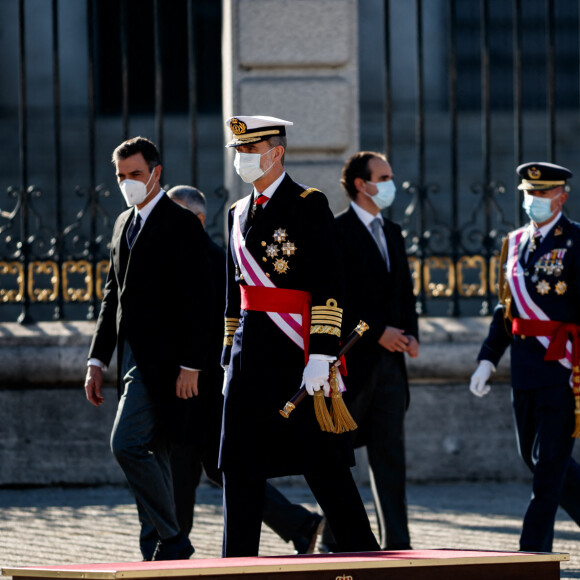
112, 136, 161, 171
341, 151, 387, 200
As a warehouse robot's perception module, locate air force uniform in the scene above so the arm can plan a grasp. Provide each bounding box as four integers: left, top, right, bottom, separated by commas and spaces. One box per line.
476, 162, 580, 551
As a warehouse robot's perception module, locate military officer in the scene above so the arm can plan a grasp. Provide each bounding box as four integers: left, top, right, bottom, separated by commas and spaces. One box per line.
470, 161, 580, 552
219, 115, 379, 557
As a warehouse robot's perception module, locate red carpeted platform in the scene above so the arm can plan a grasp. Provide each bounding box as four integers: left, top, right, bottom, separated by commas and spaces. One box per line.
1, 549, 569, 580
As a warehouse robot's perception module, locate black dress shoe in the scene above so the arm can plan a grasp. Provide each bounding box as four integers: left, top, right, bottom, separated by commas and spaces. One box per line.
318, 541, 339, 554
153, 532, 195, 561
292, 514, 325, 554
384, 543, 413, 551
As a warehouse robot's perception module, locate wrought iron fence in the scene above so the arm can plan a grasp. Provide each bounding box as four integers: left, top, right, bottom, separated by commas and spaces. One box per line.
373, 0, 580, 317
0, 0, 225, 323
2, 0, 580, 322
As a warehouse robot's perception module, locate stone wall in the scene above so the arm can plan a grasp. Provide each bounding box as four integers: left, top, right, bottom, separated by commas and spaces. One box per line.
0, 317, 560, 487
222, 0, 360, 213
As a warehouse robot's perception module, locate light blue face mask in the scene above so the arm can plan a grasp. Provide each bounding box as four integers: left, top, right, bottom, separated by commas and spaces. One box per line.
365, 180, 396, 209
522, 191, 559, 223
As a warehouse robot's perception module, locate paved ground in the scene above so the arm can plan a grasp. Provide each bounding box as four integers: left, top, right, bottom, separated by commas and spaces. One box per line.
0, 482, 579, 578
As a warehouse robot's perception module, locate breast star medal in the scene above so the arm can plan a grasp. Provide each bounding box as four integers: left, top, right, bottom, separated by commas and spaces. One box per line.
555, 281, 567, 295
282, 241, 296, 256
273, 258, 289, 274
536, 280, 550, 295
273, 228, 287, 243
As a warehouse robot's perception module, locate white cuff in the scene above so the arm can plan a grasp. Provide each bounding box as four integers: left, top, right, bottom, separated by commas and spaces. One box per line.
309, 354, 337, 363
87, 358, 107, 371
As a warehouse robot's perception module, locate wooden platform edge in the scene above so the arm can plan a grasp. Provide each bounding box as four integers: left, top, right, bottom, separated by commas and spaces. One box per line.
1, 552, 570, 579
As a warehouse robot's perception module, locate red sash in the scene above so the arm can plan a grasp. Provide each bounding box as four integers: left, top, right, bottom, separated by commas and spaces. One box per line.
240, 285, 312, 365
512, 318, 580, 396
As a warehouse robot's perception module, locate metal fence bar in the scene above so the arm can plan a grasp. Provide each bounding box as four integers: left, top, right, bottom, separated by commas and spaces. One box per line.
52, 0, 64, 321
415, 0, 427, 315
383, 0, 392, 162
120, 0, 130, 141
480, 0, 493, 316
546, 0, 556, 161
187, 0, 199, 188
87, 0, 98, 321
513, 0, 523, 228
153, 0, 163, 159
17, 0, 31, 324
448, 0, 460, 316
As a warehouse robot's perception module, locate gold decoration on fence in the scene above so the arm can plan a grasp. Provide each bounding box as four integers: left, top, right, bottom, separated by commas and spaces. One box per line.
457, 255, 487, 297
63, 260, 92, 302
95, 260, 110, 301
28, 261, 59, 302
0, 262, 24, 302
423, 257, 455, 297
407, 257, 421, 296
489, 254, 501, 296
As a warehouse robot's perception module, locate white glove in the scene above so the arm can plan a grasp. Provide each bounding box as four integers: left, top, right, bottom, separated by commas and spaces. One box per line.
221, 365, 228, 395
469, 360, 496, 398
302, 355, 333, 397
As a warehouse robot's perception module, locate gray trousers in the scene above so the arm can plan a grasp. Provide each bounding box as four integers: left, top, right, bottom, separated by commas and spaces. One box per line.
111, 342, 180, 554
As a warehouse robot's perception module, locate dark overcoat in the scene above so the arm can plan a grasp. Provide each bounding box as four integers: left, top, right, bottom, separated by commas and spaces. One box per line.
219, 174, 353, 478
89, 193, 212, 440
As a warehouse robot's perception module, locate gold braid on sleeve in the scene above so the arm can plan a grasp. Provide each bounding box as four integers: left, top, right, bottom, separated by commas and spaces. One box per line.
224, 317, 240, 346
497, 236, 514, 333
310, 298, 342, 338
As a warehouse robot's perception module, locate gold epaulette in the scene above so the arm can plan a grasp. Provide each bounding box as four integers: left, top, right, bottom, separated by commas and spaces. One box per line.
300, 187, 320, 199
223, 317, 240, 346
229, 200, 239, 210
310, 298, 342, 337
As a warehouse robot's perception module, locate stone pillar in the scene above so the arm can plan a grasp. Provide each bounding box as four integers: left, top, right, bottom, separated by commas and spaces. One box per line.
222, 0, 359, 213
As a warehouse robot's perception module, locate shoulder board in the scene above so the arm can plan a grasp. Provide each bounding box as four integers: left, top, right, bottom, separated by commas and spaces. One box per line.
229, 200, 239, 210
300, 187, 321, 199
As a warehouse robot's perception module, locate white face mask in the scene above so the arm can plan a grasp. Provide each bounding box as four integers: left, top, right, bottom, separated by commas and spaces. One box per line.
234, 148, 275, 184
119, 167, 157, 206
364, 180, 396, 209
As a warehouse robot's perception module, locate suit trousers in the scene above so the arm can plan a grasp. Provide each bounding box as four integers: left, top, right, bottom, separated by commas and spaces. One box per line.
222, 466, 380, 557
111, 342, 180, 558
513, 383, 580, 551
350, 352, 410, 550
168, 440, 313, 545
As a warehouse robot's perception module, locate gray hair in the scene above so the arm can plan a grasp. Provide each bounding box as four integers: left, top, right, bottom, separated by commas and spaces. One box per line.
266, 135, 287, 165
167, 185, 206, 216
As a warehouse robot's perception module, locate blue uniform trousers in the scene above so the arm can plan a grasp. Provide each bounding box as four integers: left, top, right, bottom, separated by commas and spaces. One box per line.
513, 383, 580, 551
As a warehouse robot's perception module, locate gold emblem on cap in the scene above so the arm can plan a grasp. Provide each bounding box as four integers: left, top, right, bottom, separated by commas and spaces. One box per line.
230, 118, 247, 135
528, 167, 542, 180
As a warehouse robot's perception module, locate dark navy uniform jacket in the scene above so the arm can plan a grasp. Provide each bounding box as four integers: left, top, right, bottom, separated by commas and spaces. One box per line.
479, 214, 580, 389
219, 174, 353, 478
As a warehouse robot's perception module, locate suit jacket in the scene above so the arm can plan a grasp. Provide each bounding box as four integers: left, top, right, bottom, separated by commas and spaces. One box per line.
219, 174, 352, 478
335, 206, 418, 401
89, 193, 212, 436
479, 214, 580, 389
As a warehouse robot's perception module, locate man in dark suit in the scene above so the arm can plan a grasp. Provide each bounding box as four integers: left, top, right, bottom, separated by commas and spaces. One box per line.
332, 151, 419, 551
470, 161, 580, 552
166, 185, 324, 555
220, 115, 379, 557
83, 137, 211, 561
